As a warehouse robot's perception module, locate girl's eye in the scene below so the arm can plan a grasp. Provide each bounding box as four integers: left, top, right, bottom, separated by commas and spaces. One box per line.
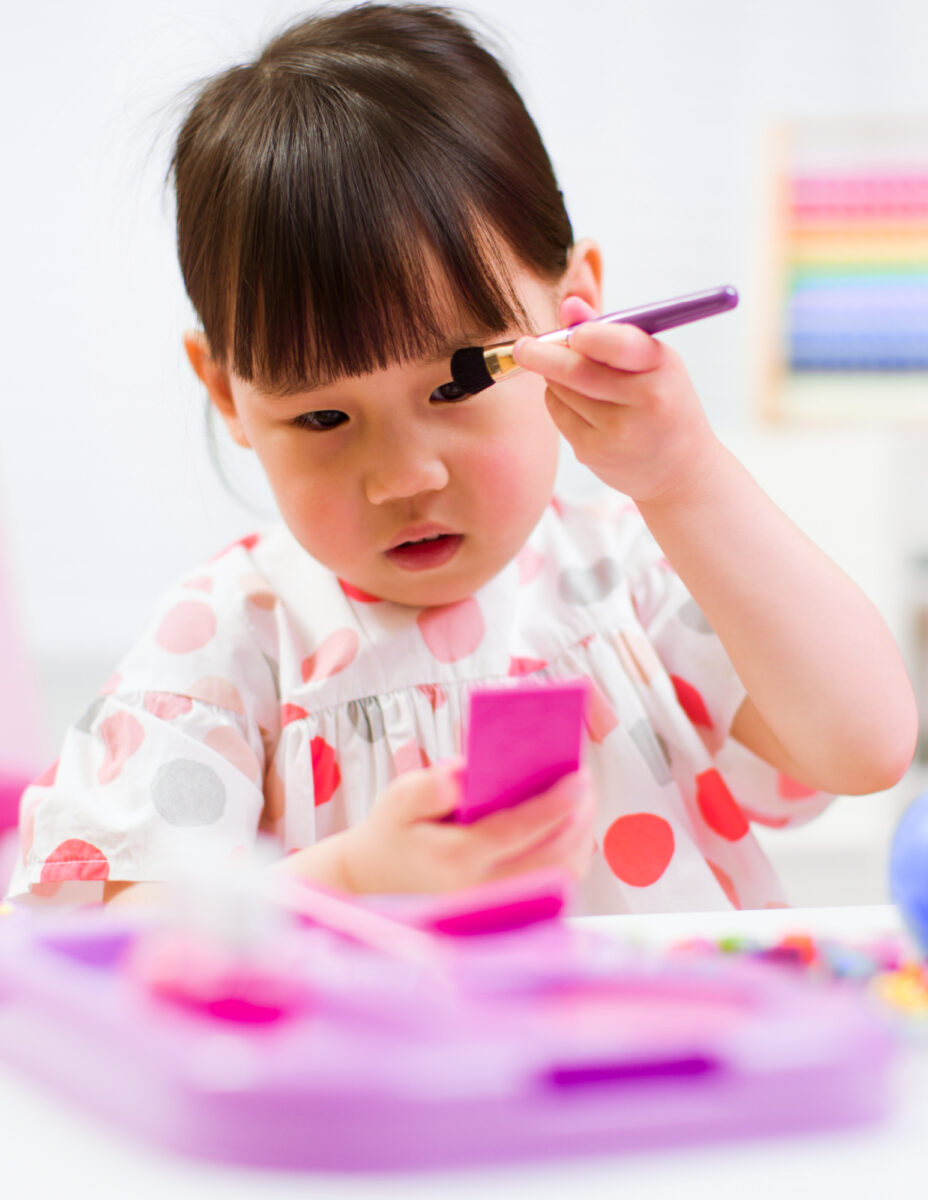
291, 410, 347, 431
430, 381, 471, 403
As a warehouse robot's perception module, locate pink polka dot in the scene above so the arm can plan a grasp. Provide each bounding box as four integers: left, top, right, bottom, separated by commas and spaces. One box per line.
670, 675, 713, 729
739, 806, 790, 829
281, 703, 308, 727
393, 740, 432, 774
41, 839, 110, 883
508, 657, 547, 676
99, 671, 122, 696
182, 576, 214, 592
338, 579, 382, 603
33, 760, 59, 788
706, 860, 741, 908
549, 497, 564, 518
764, 902, 791, 909
210, 532, 260, 561
204, 727, 262, 785
187, 677, 245, 714
247, 591, 276, 612
416, 684, 446, 710
602, 813, 675, 887
417, 597, 485, 663
144, 692, 193, 720
696, 769, 748, 841
97, 712, 146, 784
517, 546, 545, 585
777, 773, 818, 800
311, 737, 341, 805
155, 601, 217, 654
583, 679, 619, 744
301, 629, 359, 683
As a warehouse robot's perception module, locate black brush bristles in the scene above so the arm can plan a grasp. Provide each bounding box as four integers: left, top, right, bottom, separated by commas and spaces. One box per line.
450, 346, 496, 395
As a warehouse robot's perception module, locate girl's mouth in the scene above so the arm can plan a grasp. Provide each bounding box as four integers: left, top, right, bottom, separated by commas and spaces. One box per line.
385, 533, 464, 571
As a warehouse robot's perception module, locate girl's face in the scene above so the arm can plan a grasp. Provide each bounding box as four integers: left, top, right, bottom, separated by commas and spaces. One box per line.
188, 248, 598, 608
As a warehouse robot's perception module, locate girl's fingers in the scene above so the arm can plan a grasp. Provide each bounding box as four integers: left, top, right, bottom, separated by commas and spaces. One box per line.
390, 759, 464, 822
467, 769, 590, 863
515, 321, 662, 383
491, 788, 596, 880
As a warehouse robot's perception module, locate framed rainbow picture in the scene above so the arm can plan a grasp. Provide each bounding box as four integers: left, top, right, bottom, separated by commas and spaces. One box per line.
762, 119, 928, 421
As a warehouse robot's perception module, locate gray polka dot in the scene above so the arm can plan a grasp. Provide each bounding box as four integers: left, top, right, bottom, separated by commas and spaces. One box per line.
151, 759, 226, 825
75, 697, 106, 734
678, 599, 713, 634
557, 557, 623, 605
347, 697, 386, 742
630, 720, 672, 786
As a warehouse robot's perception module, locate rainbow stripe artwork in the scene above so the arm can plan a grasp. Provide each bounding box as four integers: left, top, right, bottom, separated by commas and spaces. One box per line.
785, 171, 928, 371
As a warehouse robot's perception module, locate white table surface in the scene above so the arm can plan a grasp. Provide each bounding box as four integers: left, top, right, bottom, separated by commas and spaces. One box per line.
1, 905, 925, 1200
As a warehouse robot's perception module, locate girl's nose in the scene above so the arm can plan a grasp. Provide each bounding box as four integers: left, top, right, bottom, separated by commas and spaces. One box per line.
363, 446, 450, 506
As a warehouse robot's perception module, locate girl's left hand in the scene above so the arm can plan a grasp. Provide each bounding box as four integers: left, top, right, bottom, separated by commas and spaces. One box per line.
513, 296, 723, 506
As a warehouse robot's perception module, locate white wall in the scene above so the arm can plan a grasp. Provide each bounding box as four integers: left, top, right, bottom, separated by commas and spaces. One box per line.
3, 0, 928, 745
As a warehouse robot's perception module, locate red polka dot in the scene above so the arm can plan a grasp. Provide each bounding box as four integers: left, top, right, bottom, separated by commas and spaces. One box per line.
301, 629, 359, 682
41, 839, 110, 883
97, 712, 146, 784
508, 657, 547, 676
669, 675, 713, 729
416, 684, 446, 710
281, 703, 308, 727
144, 692, 193, 720
33, 760, 59, 788
338, 579, 381, 602
696, 769, 748, 841
393, 740, 432, 774
516, 546, 545, 584
706, 860, 741, 908
211, 532, 260, 561
602, 813, 675, 886
155, 601, 217, 654
417, 597, 485, 663
310, 737, 341, 805
777, 773, 818, 800
583, 679, 619, 744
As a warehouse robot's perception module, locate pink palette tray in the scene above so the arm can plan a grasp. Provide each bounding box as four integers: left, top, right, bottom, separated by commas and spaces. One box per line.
0, 876, 897, 1171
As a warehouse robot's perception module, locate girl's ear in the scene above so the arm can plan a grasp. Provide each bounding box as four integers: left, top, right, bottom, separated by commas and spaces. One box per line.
558, 238, 604, 317
182, 331, 251, 449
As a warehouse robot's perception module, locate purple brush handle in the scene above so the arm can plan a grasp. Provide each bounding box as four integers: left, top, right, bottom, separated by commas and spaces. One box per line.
543, 284, 739, 345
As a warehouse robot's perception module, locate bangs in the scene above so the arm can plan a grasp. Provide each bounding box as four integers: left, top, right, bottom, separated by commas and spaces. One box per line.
171, 6, 573, 393
211, 88, 535, 392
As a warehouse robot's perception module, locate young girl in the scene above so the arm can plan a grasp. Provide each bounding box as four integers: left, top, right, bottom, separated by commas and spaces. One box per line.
7, 3, 917, 913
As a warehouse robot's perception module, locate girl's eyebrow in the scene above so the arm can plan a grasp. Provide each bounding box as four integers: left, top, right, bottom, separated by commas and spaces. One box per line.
261, 327, 511, 400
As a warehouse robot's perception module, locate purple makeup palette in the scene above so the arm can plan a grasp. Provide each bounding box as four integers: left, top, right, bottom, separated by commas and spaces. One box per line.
0, 870, 897, 1170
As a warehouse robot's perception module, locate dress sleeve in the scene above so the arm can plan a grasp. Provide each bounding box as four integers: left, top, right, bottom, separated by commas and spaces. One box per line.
5, 545, 281, 905
621, 500, 834, 829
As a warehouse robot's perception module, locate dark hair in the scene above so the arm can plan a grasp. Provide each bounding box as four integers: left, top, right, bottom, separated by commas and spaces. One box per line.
169, 3, 573, 392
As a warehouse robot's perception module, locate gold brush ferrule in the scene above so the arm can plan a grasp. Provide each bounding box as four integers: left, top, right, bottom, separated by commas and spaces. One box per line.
483, 343, 521, 382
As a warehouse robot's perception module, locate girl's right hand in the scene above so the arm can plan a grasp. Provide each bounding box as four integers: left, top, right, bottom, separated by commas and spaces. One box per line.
337, 760, 596, 894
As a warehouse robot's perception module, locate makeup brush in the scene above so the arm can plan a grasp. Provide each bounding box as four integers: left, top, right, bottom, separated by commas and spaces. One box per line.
449, 284, 738, 396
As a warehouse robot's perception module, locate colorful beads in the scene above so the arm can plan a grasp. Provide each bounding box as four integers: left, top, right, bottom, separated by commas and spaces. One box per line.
671, 929, 928, 1023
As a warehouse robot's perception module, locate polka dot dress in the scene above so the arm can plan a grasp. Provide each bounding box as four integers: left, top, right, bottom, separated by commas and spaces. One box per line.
6, 496, 833, 913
